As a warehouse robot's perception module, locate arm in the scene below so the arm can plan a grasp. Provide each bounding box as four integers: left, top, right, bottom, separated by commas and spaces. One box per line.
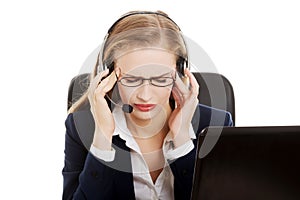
62, 113, 115, 200
63, 70, 134, 199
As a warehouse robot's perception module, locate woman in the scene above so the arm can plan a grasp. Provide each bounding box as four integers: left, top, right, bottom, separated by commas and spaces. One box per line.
63, 11, 233, 200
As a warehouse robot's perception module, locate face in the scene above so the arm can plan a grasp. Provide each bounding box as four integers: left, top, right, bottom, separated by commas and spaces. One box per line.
114, 48, 177, 124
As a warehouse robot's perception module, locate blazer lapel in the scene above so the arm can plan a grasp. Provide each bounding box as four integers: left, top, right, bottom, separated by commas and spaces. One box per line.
112, 135, 136, 199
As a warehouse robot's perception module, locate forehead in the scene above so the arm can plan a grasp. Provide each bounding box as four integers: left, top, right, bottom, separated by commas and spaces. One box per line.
115, 48, 176, 76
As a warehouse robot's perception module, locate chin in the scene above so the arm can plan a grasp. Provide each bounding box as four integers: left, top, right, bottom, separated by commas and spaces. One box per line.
131, 109, 159, 120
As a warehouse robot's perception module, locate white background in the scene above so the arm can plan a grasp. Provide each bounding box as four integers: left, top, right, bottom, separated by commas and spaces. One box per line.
0, 0, 299, 199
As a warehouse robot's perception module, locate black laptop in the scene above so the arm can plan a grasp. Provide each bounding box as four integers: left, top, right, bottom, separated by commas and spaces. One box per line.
191, 126, 300, 200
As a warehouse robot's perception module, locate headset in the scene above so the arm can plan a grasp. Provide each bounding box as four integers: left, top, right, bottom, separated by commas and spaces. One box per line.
97, 11, 189, 113
97, 11, 189, 77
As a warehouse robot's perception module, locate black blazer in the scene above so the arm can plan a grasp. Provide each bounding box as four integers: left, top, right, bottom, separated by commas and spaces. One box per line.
62, 104, 233, 200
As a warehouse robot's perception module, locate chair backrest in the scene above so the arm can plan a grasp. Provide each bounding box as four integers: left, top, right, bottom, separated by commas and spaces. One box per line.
67, 72, 235, 123
193, 73, 235, 123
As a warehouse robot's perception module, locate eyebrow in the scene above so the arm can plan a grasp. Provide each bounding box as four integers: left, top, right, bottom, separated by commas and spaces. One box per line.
122, 71, 173, 78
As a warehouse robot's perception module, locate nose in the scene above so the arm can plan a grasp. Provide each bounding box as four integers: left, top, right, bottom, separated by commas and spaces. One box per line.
136, 83, 152, 102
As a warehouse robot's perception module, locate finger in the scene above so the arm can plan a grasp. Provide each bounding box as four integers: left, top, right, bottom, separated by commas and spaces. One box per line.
95, 70, 117, 97
172, 86, 184, 108
184, 68, 199, 95
88, 69, 109, 100
174, 72, 189, 96
89, 69, 110, 93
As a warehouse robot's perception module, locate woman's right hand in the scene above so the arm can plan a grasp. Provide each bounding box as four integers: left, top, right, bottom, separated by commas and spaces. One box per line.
88, 69, 118, 150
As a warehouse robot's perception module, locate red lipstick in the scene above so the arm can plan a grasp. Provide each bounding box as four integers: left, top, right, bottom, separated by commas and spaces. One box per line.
134, 104, 156, 112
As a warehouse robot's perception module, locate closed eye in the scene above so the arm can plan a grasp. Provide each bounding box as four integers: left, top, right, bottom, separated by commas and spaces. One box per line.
122, 77, 141, 83
153, 77, 169, 83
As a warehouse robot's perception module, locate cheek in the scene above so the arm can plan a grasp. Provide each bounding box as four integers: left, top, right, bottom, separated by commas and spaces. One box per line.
117, 85, 135, 103
156, 88, 173, 102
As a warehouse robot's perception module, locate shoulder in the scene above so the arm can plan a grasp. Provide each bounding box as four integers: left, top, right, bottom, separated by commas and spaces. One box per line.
192, 104, 233, 134
65, 110, 95, 150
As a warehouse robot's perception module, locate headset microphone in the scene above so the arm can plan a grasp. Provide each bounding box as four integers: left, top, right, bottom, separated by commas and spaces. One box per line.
122, 104, 134, 113
105, 94, 134, 113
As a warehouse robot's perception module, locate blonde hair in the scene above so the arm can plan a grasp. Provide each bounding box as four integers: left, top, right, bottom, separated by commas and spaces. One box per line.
68, 10, 187, 113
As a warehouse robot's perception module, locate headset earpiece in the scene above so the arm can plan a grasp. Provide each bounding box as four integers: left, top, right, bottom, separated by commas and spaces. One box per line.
107, 62, 115, 75
101, 61, 114, 74
176, 56, 187, 78
99, 61, 115, 81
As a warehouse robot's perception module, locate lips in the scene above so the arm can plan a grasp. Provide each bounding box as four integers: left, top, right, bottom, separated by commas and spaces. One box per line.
134, 104, 156, 112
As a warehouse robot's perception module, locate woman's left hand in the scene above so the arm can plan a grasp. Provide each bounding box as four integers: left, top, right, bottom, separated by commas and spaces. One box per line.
168, 68, 199, 148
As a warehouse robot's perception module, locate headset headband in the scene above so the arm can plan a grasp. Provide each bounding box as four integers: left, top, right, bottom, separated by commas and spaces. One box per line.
107, 11, 182, 34
99, 11, 189, 75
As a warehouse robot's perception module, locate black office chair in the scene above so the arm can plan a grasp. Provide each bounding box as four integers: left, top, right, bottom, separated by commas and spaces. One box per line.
67, 72, 235, 123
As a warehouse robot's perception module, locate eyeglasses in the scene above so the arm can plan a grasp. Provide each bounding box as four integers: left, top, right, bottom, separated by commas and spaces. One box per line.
118, 72, 176, 87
